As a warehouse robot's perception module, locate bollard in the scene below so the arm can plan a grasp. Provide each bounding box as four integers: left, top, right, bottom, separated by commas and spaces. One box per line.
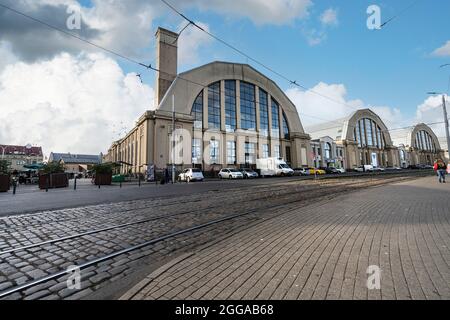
120, 181, 122, 188
46, 177, 49, 192
74, 177, 77, 190
13, 181, 16, 195
139, 175, 141, 187
98, 183, 100, 189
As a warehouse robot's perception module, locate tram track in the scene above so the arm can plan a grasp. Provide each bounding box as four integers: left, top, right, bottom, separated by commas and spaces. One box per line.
0, 172, 431, 299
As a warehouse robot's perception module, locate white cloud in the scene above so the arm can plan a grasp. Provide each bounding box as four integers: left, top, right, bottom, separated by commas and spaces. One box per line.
320, 8, 338, 26
0, 53, 154, 156
416, 95, 448, 137
432, 41, 450, 57
286, 82, 406, 129
178, 22, 213, 66
184, 0, 312, 25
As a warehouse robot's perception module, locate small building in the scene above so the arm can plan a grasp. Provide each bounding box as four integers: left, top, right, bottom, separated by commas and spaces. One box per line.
310, 136, 345, 169
0, 144, 44, 172
391, 123, 445, 167
48, 153, 102, 176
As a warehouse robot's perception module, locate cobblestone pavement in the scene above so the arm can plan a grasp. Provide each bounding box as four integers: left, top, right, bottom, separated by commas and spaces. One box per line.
0, 173, 434, 300
122, 176, 450, 300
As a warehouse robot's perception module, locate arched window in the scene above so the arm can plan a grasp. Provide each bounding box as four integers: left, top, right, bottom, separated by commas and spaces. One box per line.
225, 80, 236, 132
259, 89, 269, 136
271, 99, 280, 138
191, 91, 203, 129
282, 112, 290, 139
240, 81, 256, 130
324, 143, 332, 159
208, 82, 221, 129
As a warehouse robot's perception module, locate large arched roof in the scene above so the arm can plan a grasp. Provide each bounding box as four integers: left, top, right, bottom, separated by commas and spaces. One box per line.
157, 61, 305, 134
341, 109, 393, 145
391, 123, 442, 150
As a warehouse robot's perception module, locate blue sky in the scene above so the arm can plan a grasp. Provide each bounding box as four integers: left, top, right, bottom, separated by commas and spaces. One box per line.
140, 0, 450, 117
1, 0, 449, 154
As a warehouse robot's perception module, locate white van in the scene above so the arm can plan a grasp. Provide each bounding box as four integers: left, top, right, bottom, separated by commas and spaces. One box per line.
256, 158, 294, 177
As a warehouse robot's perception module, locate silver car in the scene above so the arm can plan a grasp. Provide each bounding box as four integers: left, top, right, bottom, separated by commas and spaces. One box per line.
218, 168, 243, 179
240, 169, 259, 179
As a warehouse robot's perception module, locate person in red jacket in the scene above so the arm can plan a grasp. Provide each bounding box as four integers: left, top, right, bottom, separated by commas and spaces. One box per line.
434, 159, 447, 183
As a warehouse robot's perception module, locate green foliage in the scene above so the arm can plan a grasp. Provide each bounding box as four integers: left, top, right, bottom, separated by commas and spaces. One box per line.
0, 160, 10, 174
93, 162, 114, 174
42, 161, 65, 174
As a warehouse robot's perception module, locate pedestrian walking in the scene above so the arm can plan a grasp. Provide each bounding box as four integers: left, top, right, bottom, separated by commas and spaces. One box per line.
434, 159, 447, 183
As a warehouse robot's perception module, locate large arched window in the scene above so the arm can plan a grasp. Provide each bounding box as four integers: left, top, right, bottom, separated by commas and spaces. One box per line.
415, 130, 436, 152
354, 118, 386, 150
282, 112, 290, 139
208, 82, 221, 129
240, 81, 256, 130
191, 91, 203, 129
271, 99, 280, 138
324, 143, 331, 159
225, 80, 236, 132
259, 89, 269, 136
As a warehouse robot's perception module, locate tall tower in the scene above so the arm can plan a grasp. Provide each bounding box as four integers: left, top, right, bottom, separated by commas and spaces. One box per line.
155, 27, 178, 108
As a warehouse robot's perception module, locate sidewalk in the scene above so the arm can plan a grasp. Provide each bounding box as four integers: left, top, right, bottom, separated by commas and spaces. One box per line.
121, 176, 450, 300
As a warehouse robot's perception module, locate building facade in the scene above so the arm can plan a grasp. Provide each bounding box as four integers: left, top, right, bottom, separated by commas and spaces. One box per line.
391, 123, 445, 167
310, 136, 345, 169
48, 153, 102, 176
306, 109, 400, 169
0, 144, 43, 172
105, 27, 312, 174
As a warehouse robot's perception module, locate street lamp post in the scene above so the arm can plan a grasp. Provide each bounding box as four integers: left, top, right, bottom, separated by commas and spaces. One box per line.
427, 92, 450, 158
0, 146, 5, 160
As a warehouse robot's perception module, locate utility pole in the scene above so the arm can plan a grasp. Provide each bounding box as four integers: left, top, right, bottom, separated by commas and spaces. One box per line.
172, 94, 176, 184
443, 94, 450, 159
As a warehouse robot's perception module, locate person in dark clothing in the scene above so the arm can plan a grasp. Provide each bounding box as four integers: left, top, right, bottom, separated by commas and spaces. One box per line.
164, 168, 170, 184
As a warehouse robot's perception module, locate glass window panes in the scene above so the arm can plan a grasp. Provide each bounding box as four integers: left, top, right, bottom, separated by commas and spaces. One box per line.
208, 82, 221, 130
240, 82, 256, 130
324, 143, 331, 159
245, 142, 256, 164
225, 80, 236, 132
274, 144, 281, 158
271, 99, 280, 138
192, 139, 201, 164
227, 141, 236, 164
259, 90, 269, 136
282, 112, 289, 139
191, 91, 203, 129
262, 144, 269, 158
365, 118, 373, 146
210, 140, 219, 163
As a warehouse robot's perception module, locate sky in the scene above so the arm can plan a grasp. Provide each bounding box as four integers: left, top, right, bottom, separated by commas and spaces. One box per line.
0, 0, 449, 156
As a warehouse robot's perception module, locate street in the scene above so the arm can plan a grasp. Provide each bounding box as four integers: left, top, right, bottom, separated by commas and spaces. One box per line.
1, 172, 449, 300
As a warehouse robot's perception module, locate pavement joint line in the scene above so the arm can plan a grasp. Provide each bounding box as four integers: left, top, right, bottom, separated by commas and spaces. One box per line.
119, 252, 195, 300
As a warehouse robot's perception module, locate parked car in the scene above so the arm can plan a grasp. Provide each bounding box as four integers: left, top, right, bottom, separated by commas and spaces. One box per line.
178, 168, 204, 182
353, 165, 374, 172
372, 167, 385, 172
306, 167, 326, 175
335, 168, 346, 174
293, 168, 309, 176
320, 167, 340, 174
218, 168, 243, 179
385, 167, 402, 171
240, 168, 259, 179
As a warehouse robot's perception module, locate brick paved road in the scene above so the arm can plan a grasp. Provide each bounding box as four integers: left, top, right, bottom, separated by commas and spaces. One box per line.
123, 176, 450, 300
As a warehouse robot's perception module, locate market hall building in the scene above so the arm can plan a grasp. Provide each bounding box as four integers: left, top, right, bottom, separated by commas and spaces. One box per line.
306, 109, 401, 170
105, 27, 313, 174
391, 123, 445, 168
